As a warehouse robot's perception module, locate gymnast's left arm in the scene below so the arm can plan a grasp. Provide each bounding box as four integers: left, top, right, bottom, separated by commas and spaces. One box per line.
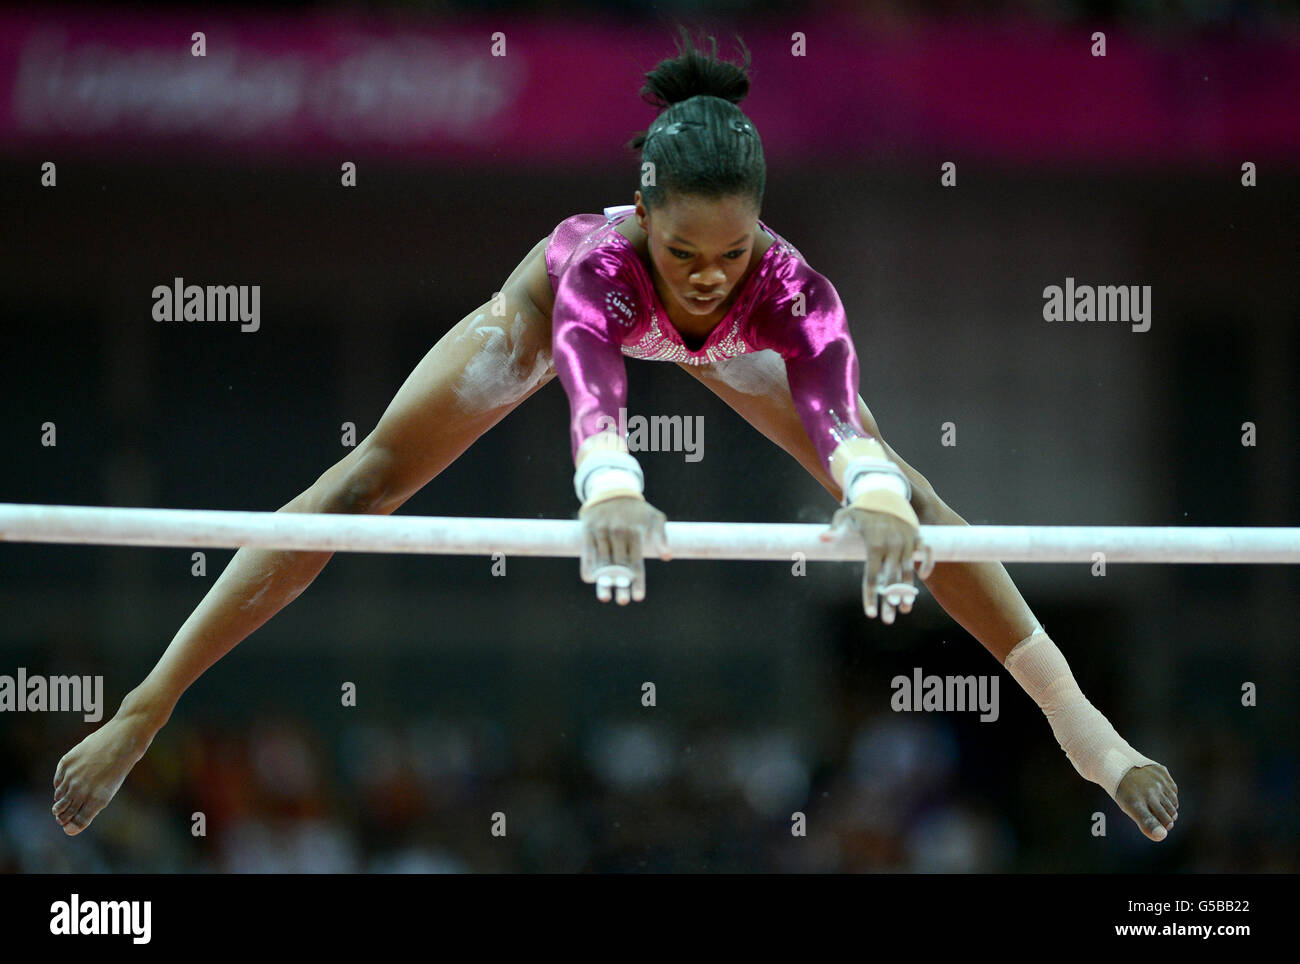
751, 260, 926, 624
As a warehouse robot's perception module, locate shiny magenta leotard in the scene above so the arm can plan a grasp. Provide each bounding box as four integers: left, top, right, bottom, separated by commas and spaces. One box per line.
546, 204, 868, 469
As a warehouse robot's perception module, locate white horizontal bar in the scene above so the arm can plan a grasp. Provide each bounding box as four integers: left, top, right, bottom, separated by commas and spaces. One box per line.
1, 503, 1298, 563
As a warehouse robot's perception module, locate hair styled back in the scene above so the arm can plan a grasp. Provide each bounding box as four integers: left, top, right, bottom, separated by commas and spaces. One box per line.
628, 27, 766, 213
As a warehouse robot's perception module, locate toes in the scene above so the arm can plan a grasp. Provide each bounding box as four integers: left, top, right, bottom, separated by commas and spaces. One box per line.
1142, 815, 1168, 841
60, 802, 89, 835
52, 787, 78, 819
1150, 796, 1175, 828
62, 795, 105, 836
1135, 798, 1172, 840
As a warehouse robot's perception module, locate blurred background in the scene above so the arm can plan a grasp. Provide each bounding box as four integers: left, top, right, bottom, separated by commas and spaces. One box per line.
1, 0, 1298, 872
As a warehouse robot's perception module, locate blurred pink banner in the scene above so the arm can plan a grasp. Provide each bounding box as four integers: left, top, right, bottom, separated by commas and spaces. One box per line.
2, 8, 1297, 167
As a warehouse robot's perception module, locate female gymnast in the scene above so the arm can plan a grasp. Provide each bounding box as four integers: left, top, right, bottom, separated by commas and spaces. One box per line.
52, 31, 1178, 848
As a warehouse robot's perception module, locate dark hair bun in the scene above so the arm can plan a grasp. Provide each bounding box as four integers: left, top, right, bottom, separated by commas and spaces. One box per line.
638, 26, 751, 111
625, 27, 765, 209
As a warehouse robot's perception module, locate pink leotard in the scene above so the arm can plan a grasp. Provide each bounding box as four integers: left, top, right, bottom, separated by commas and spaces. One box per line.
547, 204, 869, 470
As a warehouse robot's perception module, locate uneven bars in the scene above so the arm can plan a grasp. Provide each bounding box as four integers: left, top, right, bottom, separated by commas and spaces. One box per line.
1, 503, 1298, 563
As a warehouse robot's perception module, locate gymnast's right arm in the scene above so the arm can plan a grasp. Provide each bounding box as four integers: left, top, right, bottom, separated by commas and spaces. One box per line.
552, 255, 670, 605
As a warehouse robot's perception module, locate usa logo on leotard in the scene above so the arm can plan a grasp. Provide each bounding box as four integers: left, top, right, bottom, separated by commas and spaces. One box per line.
604, 290, 636, 327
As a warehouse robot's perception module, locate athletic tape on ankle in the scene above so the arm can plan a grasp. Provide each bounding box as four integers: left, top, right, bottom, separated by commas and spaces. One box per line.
1004, 629, 1157, 797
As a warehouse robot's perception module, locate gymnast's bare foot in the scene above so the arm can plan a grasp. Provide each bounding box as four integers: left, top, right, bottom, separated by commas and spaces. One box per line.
52, 702, 161, 835
1115, 763, 1179, 842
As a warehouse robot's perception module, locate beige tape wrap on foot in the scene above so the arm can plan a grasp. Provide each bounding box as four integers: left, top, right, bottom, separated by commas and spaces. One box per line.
1004, 628, 1158, 798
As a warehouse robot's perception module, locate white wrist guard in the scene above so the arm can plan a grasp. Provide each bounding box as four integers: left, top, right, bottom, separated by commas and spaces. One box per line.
1004, 627, 1157, 798
574, 450, 644, 505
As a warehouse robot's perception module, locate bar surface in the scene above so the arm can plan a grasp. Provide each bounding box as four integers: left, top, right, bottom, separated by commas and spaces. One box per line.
2, 503, 1298, 563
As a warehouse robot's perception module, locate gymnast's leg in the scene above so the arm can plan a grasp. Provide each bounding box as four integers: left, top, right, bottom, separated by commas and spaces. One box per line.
52, 261, 557, 836
678, 353, 1179, 842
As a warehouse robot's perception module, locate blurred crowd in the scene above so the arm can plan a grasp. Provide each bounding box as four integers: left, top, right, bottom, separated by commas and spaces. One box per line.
2, 675, 1288, 873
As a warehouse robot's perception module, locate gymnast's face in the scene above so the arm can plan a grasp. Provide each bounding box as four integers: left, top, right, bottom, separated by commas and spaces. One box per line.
634, 191, 760, 318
